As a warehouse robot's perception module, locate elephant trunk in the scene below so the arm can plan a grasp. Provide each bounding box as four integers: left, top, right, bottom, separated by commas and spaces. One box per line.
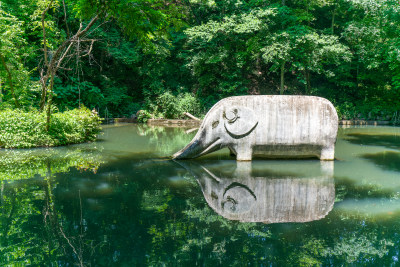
172, 135, 222, 159
172, 138, 203, 159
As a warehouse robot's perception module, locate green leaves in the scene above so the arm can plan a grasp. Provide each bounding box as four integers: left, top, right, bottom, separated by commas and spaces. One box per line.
70, 0, 186, 44
0, 108, 101, 148
1, 0, 399, 120
144, 91, 202, 119
0, 7, 31, 107
185, 8, 276, 42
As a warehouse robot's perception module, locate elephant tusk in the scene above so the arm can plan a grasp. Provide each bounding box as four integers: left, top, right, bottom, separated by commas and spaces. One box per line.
197, 138, 221, 157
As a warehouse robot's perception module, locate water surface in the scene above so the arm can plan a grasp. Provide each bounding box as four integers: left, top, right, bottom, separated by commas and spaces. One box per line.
0, 124, 400, 266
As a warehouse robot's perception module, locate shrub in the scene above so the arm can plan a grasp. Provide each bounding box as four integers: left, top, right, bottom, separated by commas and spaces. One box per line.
155, 91, 177, 118
176, 93, 202, 118
0, 107, 102, 148
336, 102, 357, 120
137, 110, 152, 123
145, 91, 203, 119
335, 99, 400, 121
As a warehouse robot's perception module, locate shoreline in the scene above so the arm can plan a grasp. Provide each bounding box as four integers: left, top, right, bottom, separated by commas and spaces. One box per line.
105, 118, 397, 127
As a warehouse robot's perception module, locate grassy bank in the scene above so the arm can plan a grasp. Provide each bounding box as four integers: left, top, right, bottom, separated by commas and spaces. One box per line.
0, 108, 102, 148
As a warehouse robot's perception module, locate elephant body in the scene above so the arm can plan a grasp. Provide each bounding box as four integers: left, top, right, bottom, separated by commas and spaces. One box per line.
173, 95, 338, 161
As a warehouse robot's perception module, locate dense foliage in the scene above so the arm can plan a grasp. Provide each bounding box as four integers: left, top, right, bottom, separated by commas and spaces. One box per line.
0, 108, 101, 148
0, 0, 399, 120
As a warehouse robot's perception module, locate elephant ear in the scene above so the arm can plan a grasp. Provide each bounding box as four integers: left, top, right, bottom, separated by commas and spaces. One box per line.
223, 107, 258, 138
222, 183, 257, 215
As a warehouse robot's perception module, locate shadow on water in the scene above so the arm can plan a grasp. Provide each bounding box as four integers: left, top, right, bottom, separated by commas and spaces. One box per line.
362, 151, 400, 172
344, 133, 400, 150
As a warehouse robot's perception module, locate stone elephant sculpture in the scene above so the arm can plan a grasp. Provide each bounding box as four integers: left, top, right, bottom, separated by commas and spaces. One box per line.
173, 95, 338, 161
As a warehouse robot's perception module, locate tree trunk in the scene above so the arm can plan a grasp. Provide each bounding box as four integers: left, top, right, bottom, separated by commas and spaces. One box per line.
46, 74, 55, 132
39, 15, 99, 113
280, 62, 285, 95
39, 83, 47, 111
0, 79, 2, 103
331, 4, 336, 35
184, 112, 201, 121
0, 53, 20, 108
305, 69, 311, 94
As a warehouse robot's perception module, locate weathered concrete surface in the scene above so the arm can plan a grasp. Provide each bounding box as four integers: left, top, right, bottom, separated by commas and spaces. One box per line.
173, 95, 338, 161
179, 161, 335, 223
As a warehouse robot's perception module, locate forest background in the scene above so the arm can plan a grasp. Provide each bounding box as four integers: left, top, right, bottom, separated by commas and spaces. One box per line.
1, 0, 400, 122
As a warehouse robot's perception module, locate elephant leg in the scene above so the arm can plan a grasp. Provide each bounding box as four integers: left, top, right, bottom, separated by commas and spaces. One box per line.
235, 145, 253, 161
320, 146, 335, 161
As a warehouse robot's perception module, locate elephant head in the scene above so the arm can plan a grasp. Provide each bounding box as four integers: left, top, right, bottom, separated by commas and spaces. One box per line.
172, 105, 258, 159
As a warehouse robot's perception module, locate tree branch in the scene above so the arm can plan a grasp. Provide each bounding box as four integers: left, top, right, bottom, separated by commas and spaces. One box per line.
56, 41, 74, 69
39, 14, 99, 111
81, 40, 95, 57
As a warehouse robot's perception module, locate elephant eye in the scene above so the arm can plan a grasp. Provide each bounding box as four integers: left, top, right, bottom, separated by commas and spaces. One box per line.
223, 109, 238, 123
212, 120, 219, 128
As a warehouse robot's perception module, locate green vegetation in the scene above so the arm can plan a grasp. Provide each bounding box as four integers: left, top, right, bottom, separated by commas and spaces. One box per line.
0, 0, 182, 147
0, 0, 399, 122
149, 92, 202, 119
0, 145, 103, 180
0, 108, 101, 148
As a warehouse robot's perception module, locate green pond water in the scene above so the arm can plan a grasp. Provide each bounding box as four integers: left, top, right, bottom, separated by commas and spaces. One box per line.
1, 124, 400, 266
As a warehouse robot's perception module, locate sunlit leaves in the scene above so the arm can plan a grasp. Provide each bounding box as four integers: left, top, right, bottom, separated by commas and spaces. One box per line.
0, 108, 101, 148
71, 0, 186, 44
0, 8, 31, 106
185, 8, 276, 42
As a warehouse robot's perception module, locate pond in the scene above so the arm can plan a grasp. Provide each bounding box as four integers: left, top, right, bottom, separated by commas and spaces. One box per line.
0, 124, 400, 266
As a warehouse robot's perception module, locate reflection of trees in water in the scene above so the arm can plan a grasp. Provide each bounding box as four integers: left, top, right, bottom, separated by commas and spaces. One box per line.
362, 151, 400, 172
0, 157, 399, 266
136, 124, 195, 156
0, 145, 104, 266
0, 144, 104, 265
344, 133, 400, 150
0, 145, 104, 181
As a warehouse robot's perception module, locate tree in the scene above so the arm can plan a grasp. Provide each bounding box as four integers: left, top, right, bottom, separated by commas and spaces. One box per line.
292, 29, 351, 94
0, 8, 31, 108
185, 8, 277, 102
32, 0, 185, 129
261, 31, 295, 95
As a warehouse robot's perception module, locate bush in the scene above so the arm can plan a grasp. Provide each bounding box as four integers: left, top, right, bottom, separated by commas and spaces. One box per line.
155, 91, 177, 118
176, 93, 202, 118
0, 107, 102, 148
137, 110, 152, 123
145, 91, 203, 119
335, 99, 400, 121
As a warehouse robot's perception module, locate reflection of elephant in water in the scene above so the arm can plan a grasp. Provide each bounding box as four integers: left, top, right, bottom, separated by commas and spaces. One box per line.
182, 161, 335, 223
